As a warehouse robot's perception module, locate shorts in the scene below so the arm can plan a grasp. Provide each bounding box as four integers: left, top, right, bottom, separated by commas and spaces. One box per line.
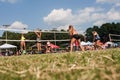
72, 34, 80, 40
36, 37, 41, 43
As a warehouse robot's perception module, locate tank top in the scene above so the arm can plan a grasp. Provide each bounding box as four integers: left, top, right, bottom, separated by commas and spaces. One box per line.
21, 36, 25, 41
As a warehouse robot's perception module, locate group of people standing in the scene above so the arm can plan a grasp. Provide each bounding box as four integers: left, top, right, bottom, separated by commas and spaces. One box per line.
68, 25, 102, 52
20, 29, 52, 54
20, 25, 102, 54
20, 29, 42, 54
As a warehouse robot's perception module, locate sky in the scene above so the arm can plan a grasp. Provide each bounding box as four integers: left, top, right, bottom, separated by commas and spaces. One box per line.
0, 0, 120, 35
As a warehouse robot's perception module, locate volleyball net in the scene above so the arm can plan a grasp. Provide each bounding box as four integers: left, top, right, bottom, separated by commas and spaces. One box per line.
0, 31, 70, 49
0, 39, 70, 42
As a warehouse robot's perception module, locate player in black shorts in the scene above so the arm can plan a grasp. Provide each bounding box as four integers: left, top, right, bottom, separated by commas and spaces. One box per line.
68, 25, 84, 52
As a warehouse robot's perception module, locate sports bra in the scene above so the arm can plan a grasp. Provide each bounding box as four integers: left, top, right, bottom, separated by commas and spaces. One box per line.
21, 36, 25, 40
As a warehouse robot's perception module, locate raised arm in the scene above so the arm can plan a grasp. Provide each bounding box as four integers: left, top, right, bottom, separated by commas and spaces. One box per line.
35, 31, 41, 38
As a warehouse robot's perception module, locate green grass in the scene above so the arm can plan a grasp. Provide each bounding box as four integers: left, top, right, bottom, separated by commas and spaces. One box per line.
0, 48, 120, 80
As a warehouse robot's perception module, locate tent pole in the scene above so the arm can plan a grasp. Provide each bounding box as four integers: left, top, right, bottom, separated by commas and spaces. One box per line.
54, 31, 56, 52
3, 25, 10, 43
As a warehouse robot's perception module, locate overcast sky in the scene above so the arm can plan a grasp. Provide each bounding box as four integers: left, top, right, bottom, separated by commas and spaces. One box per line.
0, 0, 120, 34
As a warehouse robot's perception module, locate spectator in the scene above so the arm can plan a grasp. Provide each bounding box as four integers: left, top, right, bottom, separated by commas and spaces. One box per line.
46, 41, 51, 53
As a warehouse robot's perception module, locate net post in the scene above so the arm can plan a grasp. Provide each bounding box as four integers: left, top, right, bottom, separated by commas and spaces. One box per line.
109, 34, 112, 42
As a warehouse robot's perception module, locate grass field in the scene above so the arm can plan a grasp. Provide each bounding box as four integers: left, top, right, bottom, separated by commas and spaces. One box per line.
0, 48, 120, 80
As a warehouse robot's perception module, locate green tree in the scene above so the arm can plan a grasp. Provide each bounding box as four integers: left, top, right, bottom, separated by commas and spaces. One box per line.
85, 22, 120, 42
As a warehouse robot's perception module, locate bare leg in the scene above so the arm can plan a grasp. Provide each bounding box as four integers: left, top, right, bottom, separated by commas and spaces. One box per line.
70, 38, 76, 52
39, 43, 41, 51
23, 41, 26, 50
37, 43, 41, 51
96, 40, 102, 49
78, 39, 84, 51
20, 41, 24, 51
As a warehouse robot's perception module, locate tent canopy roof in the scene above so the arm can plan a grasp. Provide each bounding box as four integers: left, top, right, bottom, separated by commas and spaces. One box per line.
0, 43, 17, 49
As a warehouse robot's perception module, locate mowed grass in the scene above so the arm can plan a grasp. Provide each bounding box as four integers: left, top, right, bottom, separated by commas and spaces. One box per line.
0, 48, 120, 80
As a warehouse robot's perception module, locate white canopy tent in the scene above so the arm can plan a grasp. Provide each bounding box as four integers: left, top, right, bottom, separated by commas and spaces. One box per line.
106, 41, 113, 45
81, 41, 87, 46
81, 41, 93, 46
0, 43, 17, 56
0, 43, 17, 49
86, 41, 93, 45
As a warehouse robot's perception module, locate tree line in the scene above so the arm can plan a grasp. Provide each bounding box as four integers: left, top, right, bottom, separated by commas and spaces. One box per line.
85, 22, 120, 43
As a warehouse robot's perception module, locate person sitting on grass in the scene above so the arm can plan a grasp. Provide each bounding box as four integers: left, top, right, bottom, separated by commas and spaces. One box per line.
46, 41, 51, 53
